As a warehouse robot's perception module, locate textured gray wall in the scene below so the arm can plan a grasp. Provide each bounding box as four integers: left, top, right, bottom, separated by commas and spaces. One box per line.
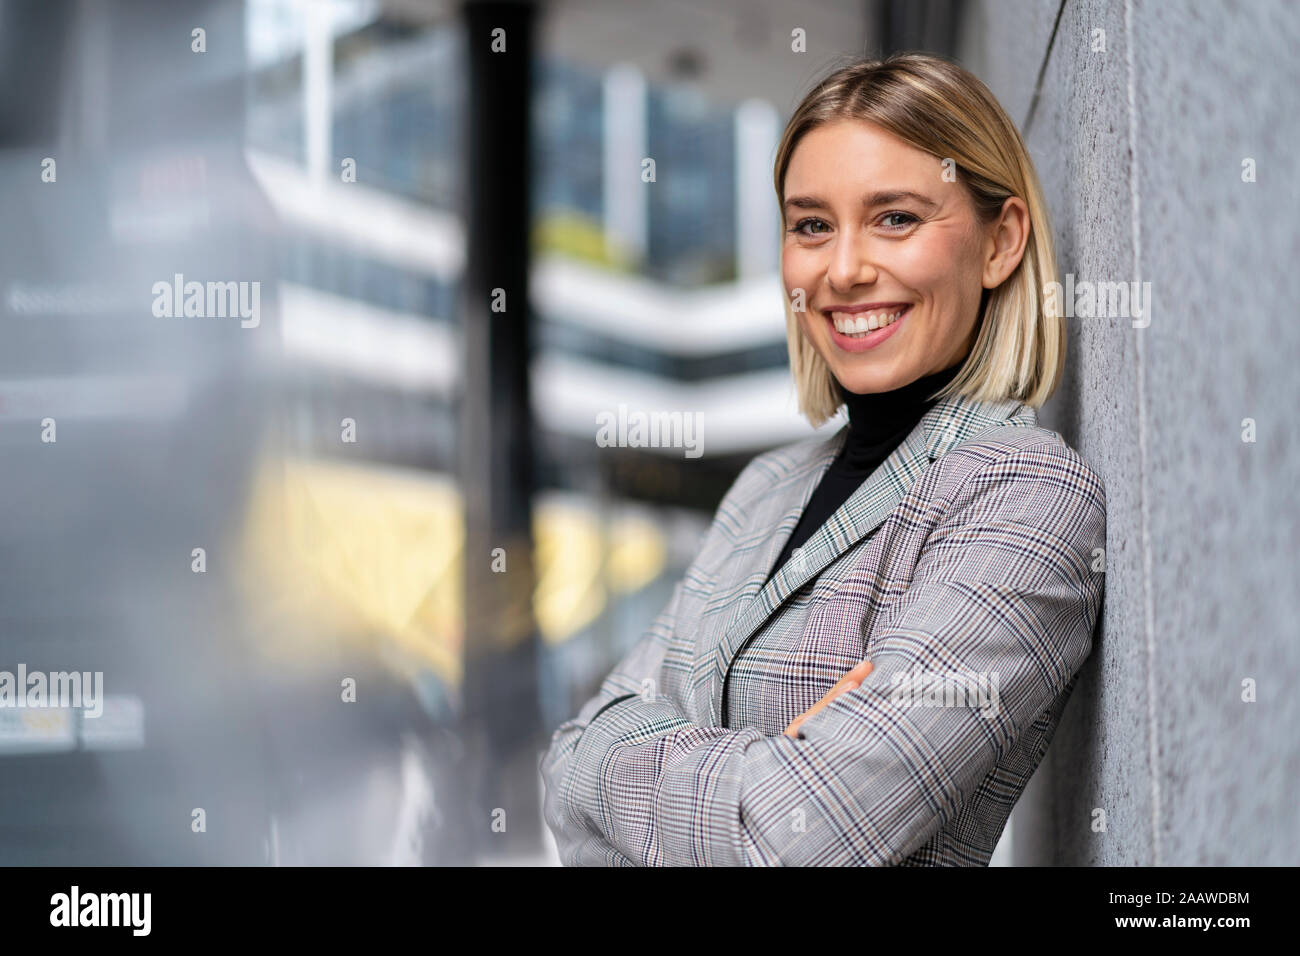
958, 0, 1300, 865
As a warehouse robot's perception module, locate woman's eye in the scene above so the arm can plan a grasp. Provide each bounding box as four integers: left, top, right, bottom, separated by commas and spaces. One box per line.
791, 218, 831, 236
880, 212, 919, 230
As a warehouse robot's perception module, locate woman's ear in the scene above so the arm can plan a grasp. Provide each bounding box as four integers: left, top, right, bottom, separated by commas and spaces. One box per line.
981, 196, 1030, 289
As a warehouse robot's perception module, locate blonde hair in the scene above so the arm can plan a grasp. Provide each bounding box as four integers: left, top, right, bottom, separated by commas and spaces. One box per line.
775, 52, 1064, 427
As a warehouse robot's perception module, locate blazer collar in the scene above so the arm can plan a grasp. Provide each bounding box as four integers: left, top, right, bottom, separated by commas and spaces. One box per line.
705, 390, 1037, 726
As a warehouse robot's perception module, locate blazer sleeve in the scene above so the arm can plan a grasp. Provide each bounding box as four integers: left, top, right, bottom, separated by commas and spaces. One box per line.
545, 440, 1106, 866
539, 455, 768, 866
539, 578, 683, 865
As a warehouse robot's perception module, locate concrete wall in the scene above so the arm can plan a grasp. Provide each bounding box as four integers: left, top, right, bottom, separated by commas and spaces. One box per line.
958, 0, 1300, 865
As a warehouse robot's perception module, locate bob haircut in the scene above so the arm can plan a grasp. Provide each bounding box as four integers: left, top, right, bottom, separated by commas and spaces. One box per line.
774, 52, 1064, 427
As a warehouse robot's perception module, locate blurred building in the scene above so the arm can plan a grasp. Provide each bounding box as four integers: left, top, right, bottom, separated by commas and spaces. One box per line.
238, 0, 859, 834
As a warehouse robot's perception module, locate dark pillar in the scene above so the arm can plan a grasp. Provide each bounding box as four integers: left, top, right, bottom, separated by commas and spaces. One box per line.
873, 0, 964, 56
457, 0, 544, 860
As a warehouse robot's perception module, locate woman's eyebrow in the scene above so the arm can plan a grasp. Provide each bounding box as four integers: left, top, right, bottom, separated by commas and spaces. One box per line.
783, 195, 828, 210
864, 189, 939, 210
783, 190, 939, 211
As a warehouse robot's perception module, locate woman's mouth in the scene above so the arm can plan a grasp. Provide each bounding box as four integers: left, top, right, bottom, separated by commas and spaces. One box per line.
824, 305, 911, 351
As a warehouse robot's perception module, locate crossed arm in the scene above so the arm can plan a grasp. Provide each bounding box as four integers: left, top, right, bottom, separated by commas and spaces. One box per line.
540, 445, 1106, 866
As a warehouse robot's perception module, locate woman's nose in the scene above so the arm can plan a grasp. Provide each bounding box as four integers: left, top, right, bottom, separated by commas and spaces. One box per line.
826, 231, 878, 293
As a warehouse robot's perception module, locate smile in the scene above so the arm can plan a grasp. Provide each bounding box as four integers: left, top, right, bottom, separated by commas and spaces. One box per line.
823, 305, 911, 351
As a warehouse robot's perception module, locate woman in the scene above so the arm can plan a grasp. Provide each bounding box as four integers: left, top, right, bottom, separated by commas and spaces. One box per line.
540, 52, 1106, 866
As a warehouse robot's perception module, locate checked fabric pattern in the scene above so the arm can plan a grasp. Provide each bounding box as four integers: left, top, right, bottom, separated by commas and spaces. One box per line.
540, 391, 1106, 866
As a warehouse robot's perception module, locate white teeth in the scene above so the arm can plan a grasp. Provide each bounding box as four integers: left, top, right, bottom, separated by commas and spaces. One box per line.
830, 309, 906, 336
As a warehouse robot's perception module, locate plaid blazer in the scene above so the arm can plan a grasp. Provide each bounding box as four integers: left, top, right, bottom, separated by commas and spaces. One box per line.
540, 391, 1106, 866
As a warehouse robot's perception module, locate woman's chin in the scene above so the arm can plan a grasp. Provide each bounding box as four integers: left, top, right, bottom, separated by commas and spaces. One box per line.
832, 366, 911, 396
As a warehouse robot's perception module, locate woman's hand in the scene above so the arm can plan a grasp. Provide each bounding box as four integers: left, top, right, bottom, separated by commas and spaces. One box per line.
783, 659, 873, 737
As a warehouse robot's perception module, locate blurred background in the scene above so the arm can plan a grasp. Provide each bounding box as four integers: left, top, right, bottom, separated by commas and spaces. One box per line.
1, 0, 1296, 867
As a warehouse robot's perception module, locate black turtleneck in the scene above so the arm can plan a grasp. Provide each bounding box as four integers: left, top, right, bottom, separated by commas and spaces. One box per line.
767, 362, 962, 583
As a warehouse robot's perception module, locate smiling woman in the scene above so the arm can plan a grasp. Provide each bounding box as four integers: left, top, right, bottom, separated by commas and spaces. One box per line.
776, 56, 1062, 422
541, 52, 1106, 867
782, 120, 1013, 381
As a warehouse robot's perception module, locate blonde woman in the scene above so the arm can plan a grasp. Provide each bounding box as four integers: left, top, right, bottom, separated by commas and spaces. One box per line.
541, 52, 1106, 866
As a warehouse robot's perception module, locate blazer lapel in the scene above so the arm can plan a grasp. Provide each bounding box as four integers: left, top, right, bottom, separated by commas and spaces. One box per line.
706, 390, 1037, 727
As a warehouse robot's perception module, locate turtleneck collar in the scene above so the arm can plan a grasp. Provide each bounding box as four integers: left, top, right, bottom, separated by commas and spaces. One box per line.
832, 363, 963, 471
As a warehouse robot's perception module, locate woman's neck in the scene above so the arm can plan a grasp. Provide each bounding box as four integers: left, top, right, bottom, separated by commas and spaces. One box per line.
836, 363, 963, 450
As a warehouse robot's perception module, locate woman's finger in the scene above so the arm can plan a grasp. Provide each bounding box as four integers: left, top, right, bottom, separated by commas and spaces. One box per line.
783, 661, 873, 737
847, 659, 874, 681
784, 682, 855, 736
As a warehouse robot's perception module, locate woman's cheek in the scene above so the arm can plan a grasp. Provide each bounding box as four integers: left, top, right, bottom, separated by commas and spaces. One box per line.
890, 243, 948, 284
781, 262, 808, 296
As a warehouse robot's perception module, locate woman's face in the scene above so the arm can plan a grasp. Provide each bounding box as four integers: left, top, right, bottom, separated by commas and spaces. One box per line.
781, 119, 1027, 395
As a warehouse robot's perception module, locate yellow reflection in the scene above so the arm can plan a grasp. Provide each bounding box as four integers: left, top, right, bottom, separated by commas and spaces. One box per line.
236, 454, 665, 688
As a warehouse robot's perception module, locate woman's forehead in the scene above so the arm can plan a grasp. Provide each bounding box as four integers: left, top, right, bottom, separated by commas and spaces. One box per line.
785, 121, 939, 191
